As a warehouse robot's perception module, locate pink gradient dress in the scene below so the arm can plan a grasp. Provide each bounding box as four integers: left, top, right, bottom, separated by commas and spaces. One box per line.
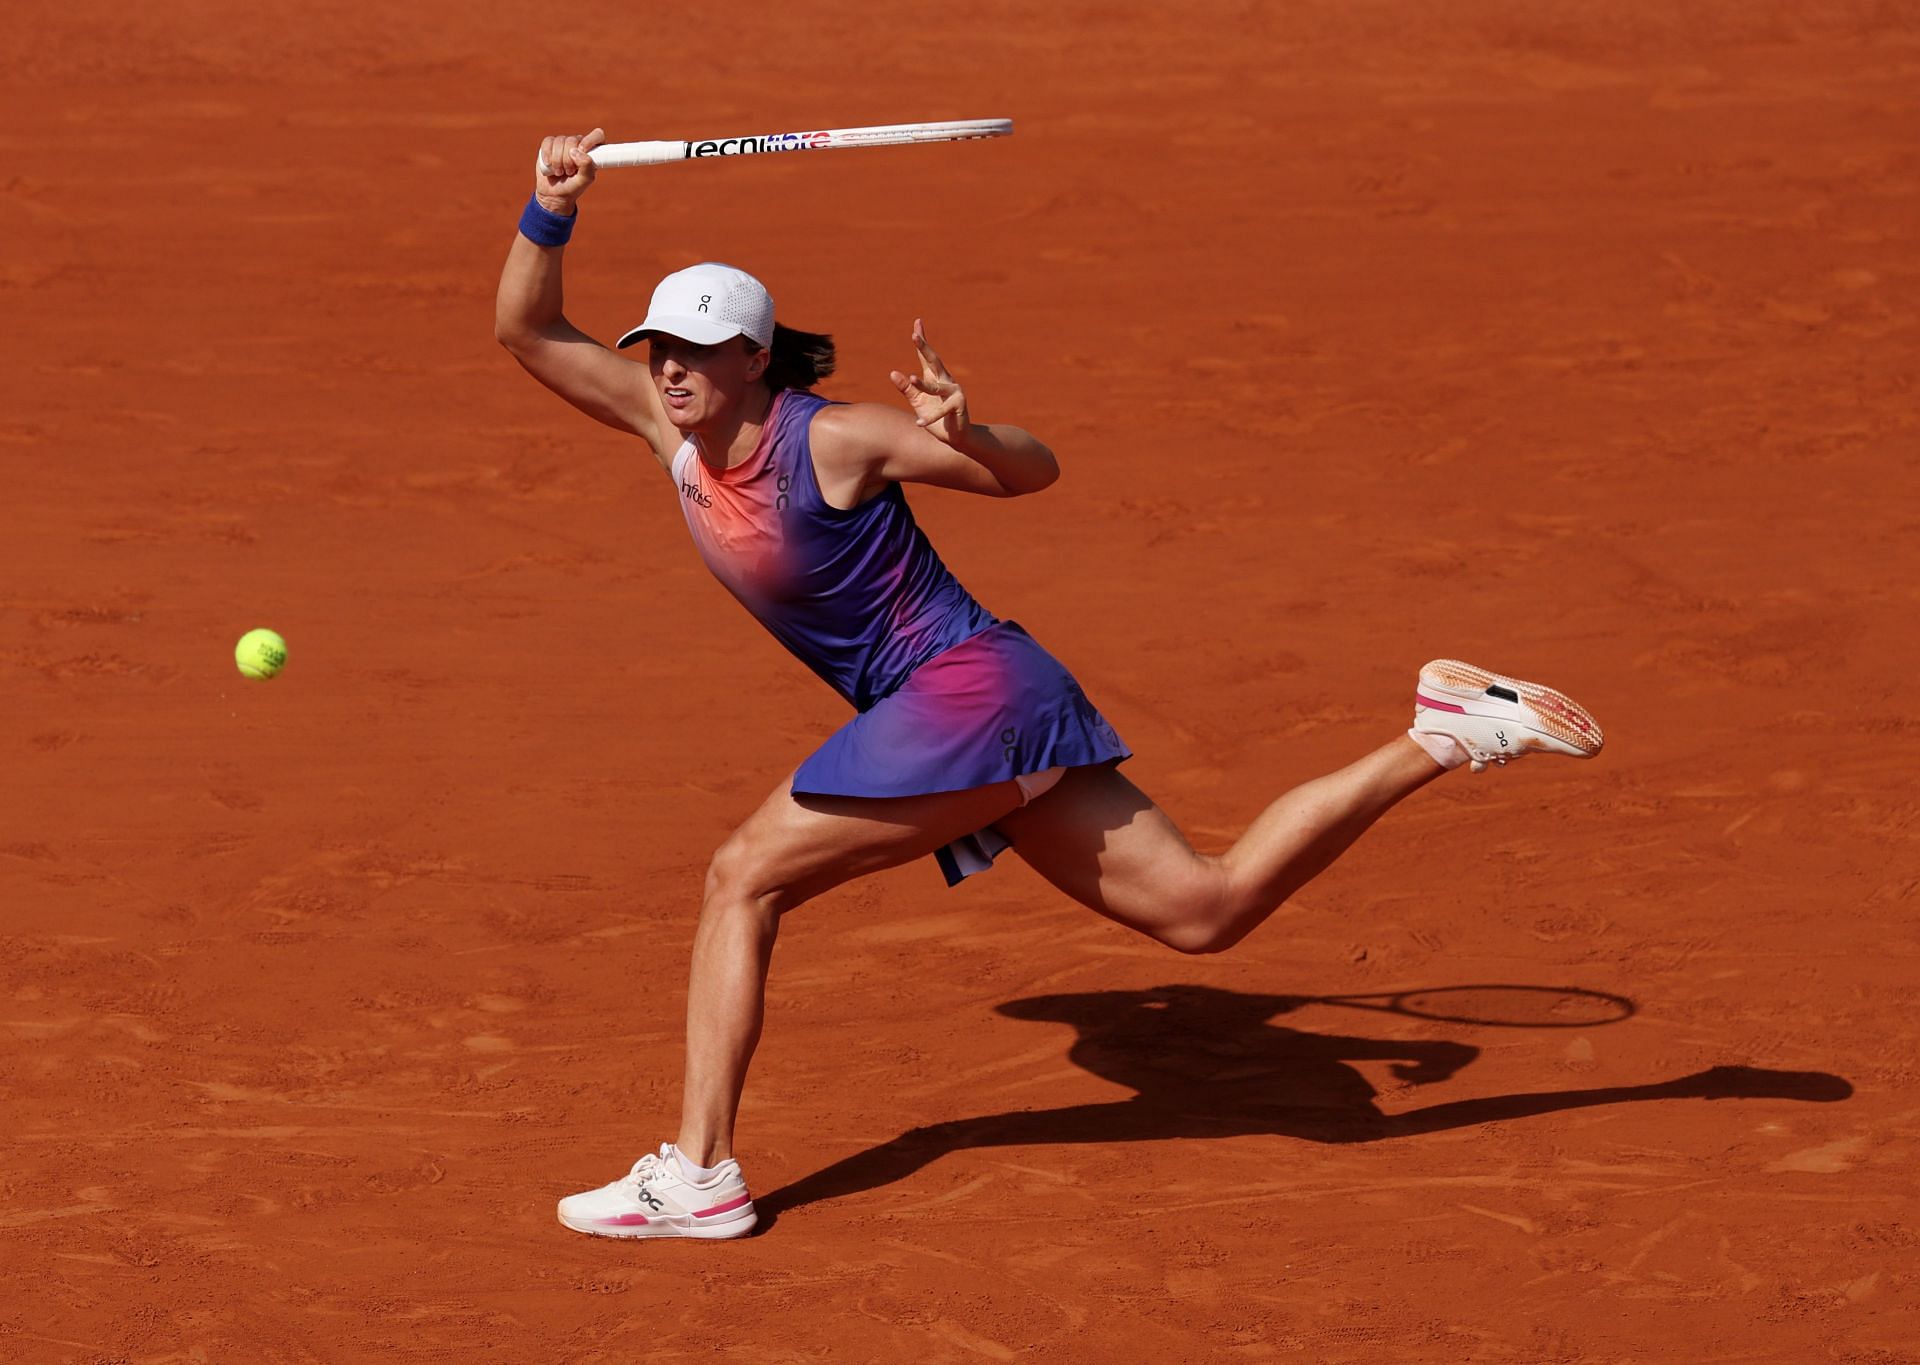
671, 389, 1129, 883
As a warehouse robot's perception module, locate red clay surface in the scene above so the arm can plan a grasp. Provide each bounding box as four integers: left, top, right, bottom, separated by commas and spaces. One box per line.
5, 2, 1918, 1360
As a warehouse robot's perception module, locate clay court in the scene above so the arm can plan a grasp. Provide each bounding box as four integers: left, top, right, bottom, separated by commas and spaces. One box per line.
5, 0, 1917, 1359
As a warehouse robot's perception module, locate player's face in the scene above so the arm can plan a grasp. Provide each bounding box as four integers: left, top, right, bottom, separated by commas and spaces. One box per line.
649, 335, 769, 431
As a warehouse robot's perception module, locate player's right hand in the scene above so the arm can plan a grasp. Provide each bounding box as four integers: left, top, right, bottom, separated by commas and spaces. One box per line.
890, 320, 972, 446
534, 129, 605, 212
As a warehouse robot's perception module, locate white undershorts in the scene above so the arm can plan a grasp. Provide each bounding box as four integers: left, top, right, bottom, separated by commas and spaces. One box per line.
1014, 766, 1065, 806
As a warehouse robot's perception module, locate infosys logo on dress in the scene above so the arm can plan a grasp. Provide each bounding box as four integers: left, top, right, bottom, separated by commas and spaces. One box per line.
690, 131, 833, 158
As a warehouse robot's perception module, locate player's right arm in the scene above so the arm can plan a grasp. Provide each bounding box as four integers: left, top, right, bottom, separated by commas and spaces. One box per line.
494, 129, 675, 470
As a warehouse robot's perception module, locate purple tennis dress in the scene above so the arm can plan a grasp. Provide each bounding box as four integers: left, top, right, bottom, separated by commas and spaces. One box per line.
669, 388, 1130, 884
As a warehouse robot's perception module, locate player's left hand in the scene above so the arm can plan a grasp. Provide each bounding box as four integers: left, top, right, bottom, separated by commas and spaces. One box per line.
889, 320, 971, 446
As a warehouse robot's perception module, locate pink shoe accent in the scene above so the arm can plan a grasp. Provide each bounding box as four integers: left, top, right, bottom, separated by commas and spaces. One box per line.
1415, 692, 1467, 714
601, 1212, 653, 1226
695, 1193, 753, 1218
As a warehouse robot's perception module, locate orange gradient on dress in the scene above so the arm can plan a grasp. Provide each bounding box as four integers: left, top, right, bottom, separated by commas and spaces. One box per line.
673, 393, 795, 599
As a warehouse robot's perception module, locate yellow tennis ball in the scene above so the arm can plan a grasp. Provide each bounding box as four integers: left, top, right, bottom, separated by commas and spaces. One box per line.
235, 628, 288, 680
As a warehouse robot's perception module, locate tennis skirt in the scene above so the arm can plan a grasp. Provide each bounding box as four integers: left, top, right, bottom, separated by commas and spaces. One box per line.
790, 621, 1131, 885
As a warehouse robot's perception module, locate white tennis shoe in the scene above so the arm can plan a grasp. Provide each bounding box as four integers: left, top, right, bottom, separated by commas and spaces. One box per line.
1413, 659, 1604, 772
557, 1143, 758, 1240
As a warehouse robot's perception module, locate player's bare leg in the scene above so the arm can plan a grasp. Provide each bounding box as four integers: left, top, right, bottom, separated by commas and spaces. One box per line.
559, 778, 1023, 1238
998, 737, 1442, 953
673, 778, 1025, 1165
1000, 660, 1603, 952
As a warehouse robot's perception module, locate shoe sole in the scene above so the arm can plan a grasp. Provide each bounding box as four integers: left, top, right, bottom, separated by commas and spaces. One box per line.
1417, 659, 1604, 757
557, 1205, 759, 1240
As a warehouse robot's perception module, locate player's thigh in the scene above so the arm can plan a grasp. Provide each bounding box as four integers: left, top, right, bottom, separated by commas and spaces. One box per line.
995, 765, 1226, 937
713, 775, 1025, 909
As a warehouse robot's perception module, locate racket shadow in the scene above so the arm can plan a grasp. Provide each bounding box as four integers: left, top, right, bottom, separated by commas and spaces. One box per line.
757, 982, 1851, 1227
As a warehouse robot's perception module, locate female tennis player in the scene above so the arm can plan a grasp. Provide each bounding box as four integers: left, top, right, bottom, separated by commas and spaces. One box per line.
495, 130, 1605, 1240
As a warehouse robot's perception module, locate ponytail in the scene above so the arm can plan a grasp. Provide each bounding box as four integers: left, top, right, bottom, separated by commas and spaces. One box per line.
759, 323, 836, 391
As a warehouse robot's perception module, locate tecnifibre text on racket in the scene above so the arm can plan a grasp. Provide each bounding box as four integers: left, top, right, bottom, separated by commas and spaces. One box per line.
538, 119, 1013, 174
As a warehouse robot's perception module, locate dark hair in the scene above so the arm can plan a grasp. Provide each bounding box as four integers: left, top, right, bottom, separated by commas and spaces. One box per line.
753, 323, 835, 391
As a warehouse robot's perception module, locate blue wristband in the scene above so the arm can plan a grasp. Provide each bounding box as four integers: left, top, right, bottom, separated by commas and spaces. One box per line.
518, 194, 576, 247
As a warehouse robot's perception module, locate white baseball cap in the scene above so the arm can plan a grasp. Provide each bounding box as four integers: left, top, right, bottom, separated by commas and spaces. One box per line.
616, 262, 775, 349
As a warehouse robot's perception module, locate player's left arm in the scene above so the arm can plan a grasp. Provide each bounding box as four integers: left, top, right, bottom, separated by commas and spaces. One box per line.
812, 321, 1059, 502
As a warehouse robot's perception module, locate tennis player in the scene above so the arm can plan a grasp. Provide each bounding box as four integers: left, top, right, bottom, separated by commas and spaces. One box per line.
495, 130, 1605, 1240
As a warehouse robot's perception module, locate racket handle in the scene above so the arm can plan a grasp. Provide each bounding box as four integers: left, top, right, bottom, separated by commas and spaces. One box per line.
584, 140, 691, 168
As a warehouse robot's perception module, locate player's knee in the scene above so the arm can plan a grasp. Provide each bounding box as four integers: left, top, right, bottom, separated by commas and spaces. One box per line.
703, 837, 765, 907
1156, 919, 1245, 956
1149, 875, 1247, 955
702, 833, 799, 918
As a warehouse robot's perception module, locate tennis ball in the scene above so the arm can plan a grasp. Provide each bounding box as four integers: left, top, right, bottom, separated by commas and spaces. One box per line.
235, 628, 288, 680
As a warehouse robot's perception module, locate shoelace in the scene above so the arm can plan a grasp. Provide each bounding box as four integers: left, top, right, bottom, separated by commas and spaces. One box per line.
619, 1143, 680, 1194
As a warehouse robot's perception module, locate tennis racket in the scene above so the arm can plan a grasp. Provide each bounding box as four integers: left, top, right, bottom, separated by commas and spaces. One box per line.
539, 119, 1013, 174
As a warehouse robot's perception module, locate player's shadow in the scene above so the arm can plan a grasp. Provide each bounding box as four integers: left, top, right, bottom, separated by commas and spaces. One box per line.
758, 983, 1850, 1227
